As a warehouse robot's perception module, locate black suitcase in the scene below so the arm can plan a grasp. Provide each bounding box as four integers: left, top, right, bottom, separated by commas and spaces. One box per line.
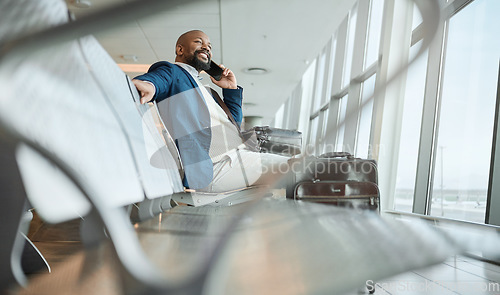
286, 152, 379, 212
294, 181, 380, 211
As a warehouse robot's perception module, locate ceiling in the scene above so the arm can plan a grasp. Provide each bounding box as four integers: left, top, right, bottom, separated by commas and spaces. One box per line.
65, 0, 355, 123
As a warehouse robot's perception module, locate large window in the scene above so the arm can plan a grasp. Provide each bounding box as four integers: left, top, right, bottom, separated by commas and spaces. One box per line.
312, 50, 328, 112
319, 110, 330, 155
336, 95, 349, 151
411, 2, 422, 31
356, 74, 376, 158
308, 116, 320, 148
429, 0, 500, 223
365, 0, 384, 69
393, 43, 428, 212
296, 59, 317, 147
343, 3, 358, 88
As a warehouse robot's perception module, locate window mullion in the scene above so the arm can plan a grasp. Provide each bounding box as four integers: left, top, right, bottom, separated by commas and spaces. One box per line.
344, 1, 370, 153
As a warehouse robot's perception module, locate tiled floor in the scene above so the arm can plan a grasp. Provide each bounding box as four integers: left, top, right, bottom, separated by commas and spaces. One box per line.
343, 255, 500, 295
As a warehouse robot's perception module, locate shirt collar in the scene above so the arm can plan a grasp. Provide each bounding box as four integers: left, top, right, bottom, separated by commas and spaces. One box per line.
175, 62, 202, 80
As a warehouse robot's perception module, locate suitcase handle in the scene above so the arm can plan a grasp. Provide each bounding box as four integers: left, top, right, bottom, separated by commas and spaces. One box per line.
319, 152, 354, 159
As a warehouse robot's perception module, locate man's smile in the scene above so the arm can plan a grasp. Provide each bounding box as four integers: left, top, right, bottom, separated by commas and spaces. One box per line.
197, 50, 210, 61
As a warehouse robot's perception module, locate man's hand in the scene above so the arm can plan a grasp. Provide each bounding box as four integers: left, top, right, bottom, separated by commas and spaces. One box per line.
210, 64, 238, 89
132, 79, 156, 104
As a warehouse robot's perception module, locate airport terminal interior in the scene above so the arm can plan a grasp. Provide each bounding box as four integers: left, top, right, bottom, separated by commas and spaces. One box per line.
1, 0, 500, 294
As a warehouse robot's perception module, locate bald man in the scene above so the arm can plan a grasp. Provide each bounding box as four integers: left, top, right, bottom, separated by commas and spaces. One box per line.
133, 30, 288, 192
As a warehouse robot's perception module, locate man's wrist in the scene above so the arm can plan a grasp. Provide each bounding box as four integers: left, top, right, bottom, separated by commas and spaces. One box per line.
142, 80, 156, 89
222, 85, 243, 92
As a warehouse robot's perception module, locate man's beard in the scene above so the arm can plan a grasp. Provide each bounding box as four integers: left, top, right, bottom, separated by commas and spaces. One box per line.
188, 50, 211, 71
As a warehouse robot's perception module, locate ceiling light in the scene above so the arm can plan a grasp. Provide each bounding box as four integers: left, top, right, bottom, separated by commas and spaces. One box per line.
72, 0, 92, 8
117, 64, 150, 73
243, 67, 269, 75
121, 55, 139, 62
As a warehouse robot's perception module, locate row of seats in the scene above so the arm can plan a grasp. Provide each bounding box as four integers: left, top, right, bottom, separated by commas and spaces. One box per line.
0, 0, 268, 292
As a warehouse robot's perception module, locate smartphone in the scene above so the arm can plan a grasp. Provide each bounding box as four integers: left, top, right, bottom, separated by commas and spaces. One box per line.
205, 60, 223, 81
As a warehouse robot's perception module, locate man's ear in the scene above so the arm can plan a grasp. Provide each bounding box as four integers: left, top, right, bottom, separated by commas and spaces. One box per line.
176, 44, 183, 56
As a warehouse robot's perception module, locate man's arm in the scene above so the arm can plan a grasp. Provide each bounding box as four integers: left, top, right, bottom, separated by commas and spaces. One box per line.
133, 61, 175, 104
222, 87, 244, 125
209, 64, 243, 124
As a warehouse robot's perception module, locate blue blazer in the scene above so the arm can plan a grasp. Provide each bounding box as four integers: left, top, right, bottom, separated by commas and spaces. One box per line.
135, 61, 243, 189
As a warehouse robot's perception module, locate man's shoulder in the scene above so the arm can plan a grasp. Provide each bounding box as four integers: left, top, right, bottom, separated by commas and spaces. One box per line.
148, 61, 177, 72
